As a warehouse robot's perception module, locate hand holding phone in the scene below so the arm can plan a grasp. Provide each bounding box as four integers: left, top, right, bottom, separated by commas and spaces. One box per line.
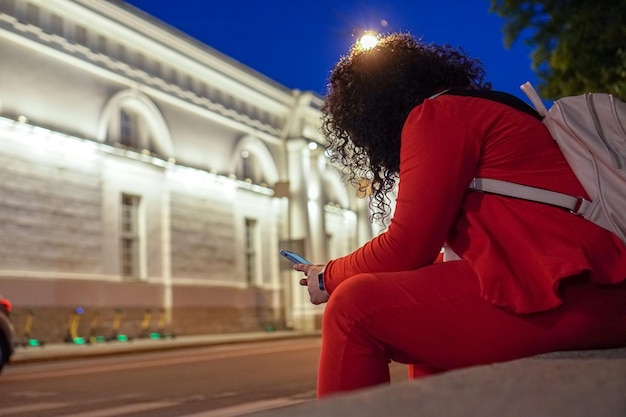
281, 249, 328, 303
279, 249, 312, 264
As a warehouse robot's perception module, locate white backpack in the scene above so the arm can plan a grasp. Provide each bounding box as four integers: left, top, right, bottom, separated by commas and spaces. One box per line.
470, 82, 626, 244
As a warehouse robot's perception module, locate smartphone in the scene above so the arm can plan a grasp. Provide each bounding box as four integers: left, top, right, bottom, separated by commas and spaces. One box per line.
279, 249, 312, 264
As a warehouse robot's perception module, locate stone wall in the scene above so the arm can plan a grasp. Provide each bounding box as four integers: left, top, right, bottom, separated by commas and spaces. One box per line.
6, 277, 287, 344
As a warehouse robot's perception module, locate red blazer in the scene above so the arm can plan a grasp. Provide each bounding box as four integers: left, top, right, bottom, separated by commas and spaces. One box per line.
324, 94, 626, 313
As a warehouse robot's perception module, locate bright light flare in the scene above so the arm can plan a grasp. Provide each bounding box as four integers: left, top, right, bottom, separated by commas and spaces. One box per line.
358, 32, 379, 50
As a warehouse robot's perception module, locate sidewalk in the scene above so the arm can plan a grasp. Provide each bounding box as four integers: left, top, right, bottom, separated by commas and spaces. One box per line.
248, 347, 626, 417
9, 330, 320, 365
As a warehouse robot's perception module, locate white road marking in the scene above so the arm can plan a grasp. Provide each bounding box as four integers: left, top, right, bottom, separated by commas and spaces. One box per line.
57, 401, 179, 417
182, 397, 308, 417
0, 397, 311, 417
0, 402, 70, 415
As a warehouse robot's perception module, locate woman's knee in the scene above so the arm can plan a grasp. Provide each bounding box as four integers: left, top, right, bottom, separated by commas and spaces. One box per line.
324, 273, 380, 326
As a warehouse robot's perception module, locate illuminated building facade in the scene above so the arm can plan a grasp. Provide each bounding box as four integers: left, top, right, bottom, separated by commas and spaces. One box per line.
0, 0, 375, 342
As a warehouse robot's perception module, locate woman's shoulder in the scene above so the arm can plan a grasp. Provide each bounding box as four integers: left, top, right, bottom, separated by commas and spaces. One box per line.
444, 89, 542, 120
408, 90, 536, 127
424, 88, 537, 116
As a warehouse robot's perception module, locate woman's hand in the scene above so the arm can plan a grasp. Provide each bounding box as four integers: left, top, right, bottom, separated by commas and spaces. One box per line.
294, 263, 330, 305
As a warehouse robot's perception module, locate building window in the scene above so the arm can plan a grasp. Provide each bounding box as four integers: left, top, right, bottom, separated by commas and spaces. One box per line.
50, 13, 63, 37
195, 81, 207, 98
117, 43, 127, 62
326, 232, 334, 261
108, 104, 159, 155
237, 150, 266, 185
0, 0, 16, 15
244, 218, 258, 285
153, 61, 162, 78
75, 25, 87, 46
26, 3, 39, 26
121, 194, 141, 279
120, 108, 138, 148
96, 34, 107, 55
241, 150, 251, 179
180, 74, 191, 91
136, 52, 145, 72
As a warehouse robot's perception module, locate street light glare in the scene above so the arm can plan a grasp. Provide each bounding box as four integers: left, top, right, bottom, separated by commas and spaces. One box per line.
358, 32, 379, 50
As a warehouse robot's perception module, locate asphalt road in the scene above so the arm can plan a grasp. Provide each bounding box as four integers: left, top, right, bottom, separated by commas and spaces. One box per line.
1, 337, 409, 416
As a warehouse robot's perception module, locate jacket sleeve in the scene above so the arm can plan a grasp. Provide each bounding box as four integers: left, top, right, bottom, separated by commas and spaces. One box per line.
323, 99, 482, 294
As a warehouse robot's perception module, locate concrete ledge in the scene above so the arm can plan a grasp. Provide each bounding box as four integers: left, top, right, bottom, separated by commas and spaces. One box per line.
249, 348, 626, 417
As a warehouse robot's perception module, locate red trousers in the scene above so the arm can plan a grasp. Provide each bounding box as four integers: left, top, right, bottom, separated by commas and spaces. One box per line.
317, 260, 626, 397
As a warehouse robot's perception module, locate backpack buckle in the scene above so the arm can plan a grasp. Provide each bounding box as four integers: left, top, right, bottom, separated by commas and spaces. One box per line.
571, 197, 591, 216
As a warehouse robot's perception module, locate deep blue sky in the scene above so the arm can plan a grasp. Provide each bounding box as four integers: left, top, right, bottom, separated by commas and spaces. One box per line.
123, 0, 539, 100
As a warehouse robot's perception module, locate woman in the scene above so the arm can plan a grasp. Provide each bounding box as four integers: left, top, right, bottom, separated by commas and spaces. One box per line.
295, 33, 626, 398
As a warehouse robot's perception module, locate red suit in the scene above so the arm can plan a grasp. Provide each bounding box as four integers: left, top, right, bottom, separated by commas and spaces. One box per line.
318, 94, 626, 397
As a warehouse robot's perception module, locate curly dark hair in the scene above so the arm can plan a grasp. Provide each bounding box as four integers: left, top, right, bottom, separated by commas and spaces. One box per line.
321, 32, 492, 221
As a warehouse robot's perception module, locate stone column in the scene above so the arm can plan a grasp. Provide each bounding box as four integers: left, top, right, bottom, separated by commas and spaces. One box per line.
286, 138, 311, 252
307, 148, 327, 263
355, 195, 375, 246
286, 138, 335, 331
161, 170, 172, 323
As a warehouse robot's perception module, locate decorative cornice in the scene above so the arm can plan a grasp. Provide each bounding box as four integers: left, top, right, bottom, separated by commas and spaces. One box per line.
0, 1, 299, 138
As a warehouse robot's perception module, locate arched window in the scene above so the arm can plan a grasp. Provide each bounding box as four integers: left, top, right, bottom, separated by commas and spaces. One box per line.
230, 135, 278, 187
322, 168, 351, 209
119, 108, 138, 148
97, 89, 174, 159
237, 149, 267, 185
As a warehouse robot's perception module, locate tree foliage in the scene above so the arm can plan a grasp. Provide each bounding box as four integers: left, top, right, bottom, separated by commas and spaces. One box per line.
490, 0, 626, 100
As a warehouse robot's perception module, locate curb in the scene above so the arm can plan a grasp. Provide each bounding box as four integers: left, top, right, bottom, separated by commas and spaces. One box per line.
9, 331, 321, 365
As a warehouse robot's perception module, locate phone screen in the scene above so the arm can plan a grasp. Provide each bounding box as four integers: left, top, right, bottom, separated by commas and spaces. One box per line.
279, 249, 312, 264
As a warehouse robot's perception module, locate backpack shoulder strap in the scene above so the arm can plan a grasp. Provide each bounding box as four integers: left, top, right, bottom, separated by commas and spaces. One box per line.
520, 82, 548, 116
443, 88, 543, 121
470, 178, 591, 215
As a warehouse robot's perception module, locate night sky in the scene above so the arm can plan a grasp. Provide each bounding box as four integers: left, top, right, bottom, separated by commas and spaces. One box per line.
123, 0, 539, 101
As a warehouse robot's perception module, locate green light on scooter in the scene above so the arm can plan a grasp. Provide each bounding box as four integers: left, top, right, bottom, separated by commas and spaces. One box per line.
117, 334, 129, 342
28, 339, 40, 347
73, 337, 85, 345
